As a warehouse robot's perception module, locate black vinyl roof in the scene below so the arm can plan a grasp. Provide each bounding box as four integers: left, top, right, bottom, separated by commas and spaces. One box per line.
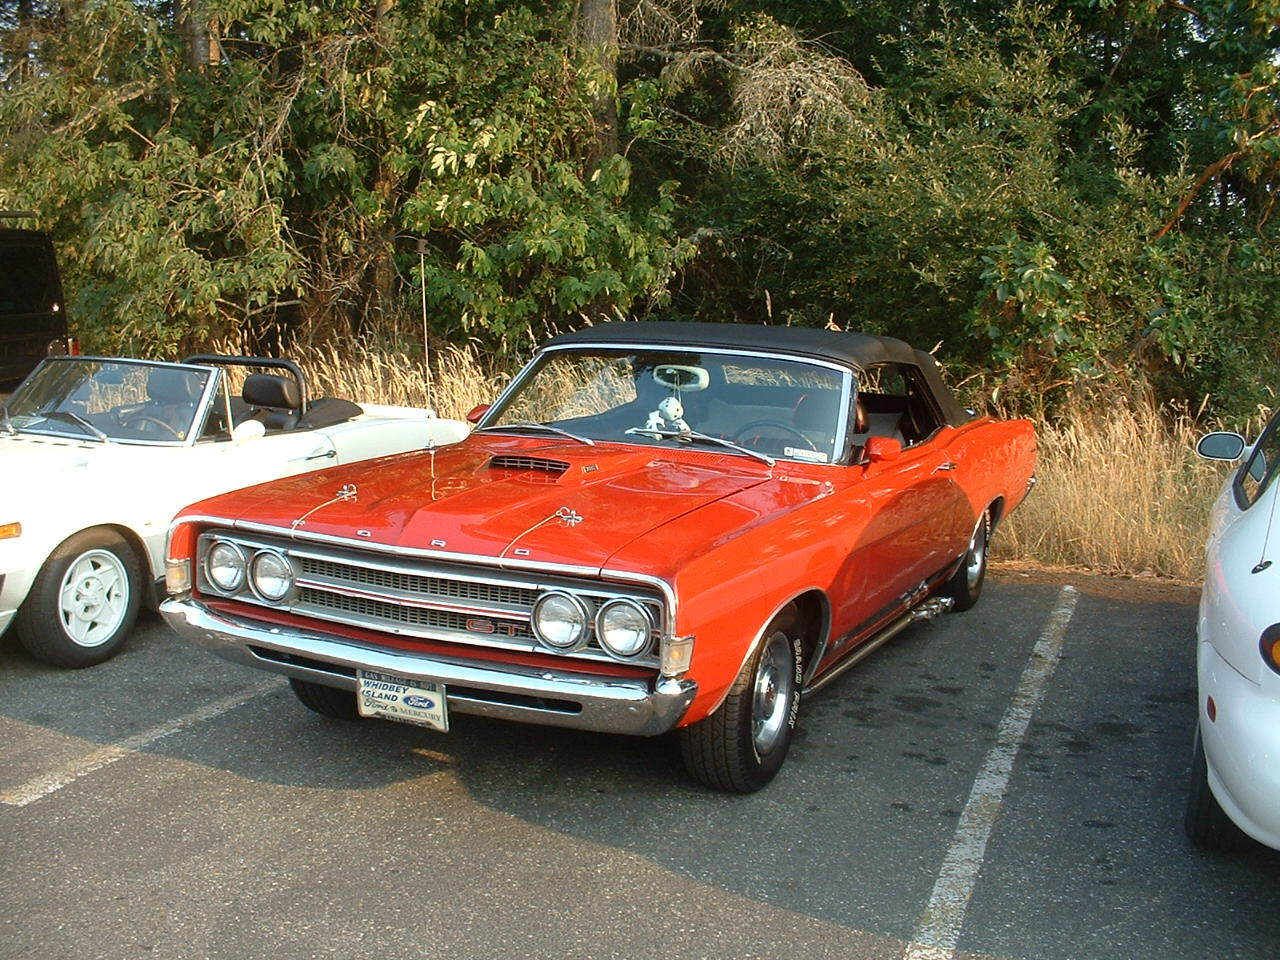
544, 321, 969, 426
546, 321, 920, 368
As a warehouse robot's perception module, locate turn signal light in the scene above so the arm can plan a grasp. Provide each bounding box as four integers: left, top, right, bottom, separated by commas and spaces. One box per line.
1261, 624, 1280, 675
0, 522, 21, 540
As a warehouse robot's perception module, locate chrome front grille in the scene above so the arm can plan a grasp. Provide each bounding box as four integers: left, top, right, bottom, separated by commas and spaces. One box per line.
298, 556, 537, 608
298, 587, 536, 640
196, 531, 664, 667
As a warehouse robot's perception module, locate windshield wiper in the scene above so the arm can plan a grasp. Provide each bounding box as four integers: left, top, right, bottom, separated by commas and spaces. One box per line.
39, 409, 110, 442
476, 421, 595, 446
628, 426, 775, 466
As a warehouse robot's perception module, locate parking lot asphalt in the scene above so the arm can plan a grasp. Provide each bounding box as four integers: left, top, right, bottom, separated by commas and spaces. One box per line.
1, 577, 1276, 960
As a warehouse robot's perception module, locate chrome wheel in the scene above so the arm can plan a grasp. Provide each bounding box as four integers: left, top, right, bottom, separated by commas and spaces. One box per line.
58, 548, 131, 647
964, 515, 988, 592
752, 630, 797, 756
947, 509, 990, 612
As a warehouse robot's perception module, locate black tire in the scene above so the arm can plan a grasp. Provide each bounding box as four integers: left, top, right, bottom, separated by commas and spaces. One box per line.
15, 528, 143, 668
289, 677, 360, 720
1184, 725, 1248, 851
679, 609, 803, 793
946, 510, 989, 612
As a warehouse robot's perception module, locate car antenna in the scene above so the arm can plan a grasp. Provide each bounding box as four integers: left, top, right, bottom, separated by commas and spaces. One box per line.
1253, 484, 1278, 574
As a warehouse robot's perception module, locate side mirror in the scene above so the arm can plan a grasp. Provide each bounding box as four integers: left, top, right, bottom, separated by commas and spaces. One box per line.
466, 403, 491, 425
865, 436, 902, 462
1196, 431, 1246, 462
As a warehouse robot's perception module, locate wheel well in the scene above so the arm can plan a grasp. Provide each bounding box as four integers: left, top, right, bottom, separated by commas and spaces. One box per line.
986, 497, 1006, 532
789, 589, 829, 674
58, 524, 153, 593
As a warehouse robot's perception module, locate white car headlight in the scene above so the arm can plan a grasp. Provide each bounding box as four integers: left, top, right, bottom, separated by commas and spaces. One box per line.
205, 540, 247, 593
532, 591, 590, 650
596, 599, 653, 658
251, 550, 294, 602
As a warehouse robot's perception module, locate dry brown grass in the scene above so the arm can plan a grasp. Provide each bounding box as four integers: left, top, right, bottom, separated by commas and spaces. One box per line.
296, 340, 506, 422
287, 340, 1250, 583
992, 399, 1238, 581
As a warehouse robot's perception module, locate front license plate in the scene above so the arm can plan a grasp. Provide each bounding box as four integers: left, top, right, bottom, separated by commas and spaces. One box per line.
356, 670, 449, 731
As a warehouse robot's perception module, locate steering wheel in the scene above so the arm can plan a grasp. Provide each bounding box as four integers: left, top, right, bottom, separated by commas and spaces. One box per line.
732, 420, 817, 451
123, 415, 182, 439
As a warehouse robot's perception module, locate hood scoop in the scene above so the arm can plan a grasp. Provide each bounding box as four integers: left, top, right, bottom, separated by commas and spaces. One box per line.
486, 454, 571, 480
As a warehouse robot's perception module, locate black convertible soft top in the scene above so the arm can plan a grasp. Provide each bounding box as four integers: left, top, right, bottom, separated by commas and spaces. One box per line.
544, 321, 970, 426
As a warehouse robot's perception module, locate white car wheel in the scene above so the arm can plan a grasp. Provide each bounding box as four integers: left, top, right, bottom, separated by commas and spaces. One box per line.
59, 548, 131, 645
16, 529, 143, 668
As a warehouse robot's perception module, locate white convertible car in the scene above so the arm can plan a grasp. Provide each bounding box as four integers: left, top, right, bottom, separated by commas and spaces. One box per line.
1186, 414, 1280, 851
0, 354, 468, 667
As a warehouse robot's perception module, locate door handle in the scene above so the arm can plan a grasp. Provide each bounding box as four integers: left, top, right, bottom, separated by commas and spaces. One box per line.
933, 461, 958, 472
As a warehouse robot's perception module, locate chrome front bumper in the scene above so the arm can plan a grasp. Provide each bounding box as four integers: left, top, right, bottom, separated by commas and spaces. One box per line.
160, 598, 697, 737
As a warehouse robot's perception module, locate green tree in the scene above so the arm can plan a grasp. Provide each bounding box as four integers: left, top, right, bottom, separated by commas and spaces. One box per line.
0, 0, 692, 357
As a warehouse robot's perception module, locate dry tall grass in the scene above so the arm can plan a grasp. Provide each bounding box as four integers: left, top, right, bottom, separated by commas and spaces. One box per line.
298, 340, 505, 422
992, 400, 1236, 581
287, 340, 1244, 582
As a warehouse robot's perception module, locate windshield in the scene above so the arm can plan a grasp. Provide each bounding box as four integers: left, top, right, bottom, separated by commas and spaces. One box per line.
482, 347, 851, 464
2, 357, 212, 444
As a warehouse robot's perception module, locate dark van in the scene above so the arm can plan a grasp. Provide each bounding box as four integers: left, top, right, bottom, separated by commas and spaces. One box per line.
1, 212, 76, 390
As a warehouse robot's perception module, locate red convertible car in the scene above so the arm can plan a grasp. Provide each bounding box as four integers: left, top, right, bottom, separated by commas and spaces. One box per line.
162, 322, 1036, 791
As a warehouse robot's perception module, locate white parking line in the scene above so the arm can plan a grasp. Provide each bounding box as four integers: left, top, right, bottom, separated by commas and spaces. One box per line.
904, 585, 1079, 960
0, 676, 286, 807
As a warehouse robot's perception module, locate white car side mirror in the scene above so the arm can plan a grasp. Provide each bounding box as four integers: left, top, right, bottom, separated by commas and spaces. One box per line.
1196, 431, 1246, 462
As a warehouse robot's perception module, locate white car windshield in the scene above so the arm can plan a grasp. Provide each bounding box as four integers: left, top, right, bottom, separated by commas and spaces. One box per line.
1, 357, 212, 444
480, 347, 851, 464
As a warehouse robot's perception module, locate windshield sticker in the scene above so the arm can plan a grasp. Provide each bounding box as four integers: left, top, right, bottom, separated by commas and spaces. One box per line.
786, 447, 829, 463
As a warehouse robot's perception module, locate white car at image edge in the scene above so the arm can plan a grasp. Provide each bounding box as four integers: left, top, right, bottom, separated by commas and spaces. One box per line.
1186, 412, 1280, 852
0, 354, 468, 668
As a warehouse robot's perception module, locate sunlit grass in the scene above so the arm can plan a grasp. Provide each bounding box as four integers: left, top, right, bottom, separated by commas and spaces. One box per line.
288, 339, 505, 422
991, 399, 1239, 581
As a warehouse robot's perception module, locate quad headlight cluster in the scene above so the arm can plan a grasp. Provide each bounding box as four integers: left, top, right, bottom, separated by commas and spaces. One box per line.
531, 590, 654, 659
204, 539, 297, 603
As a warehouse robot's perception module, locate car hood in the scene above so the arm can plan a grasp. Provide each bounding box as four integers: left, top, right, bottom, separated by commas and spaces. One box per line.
192, 438, 775, 572
0, 432, 138, 497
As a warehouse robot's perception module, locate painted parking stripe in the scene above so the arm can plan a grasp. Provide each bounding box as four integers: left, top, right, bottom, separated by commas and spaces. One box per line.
904, 585, 1079, 960
0, 677, 286, 807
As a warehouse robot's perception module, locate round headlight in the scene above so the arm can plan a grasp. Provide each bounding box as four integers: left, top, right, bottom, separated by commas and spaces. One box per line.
596, 599, 653, 658
532, 591, 589, 650
205, 540, 247, 593
251, 550, 294, 602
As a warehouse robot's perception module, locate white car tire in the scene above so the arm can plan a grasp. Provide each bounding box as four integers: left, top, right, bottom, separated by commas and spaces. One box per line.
16, 528, 143, 668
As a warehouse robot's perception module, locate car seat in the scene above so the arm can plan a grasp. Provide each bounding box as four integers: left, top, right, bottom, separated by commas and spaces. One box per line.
242, 372, 302, 431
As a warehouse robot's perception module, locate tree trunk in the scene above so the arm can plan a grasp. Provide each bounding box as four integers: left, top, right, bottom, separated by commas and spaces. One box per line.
180, 0, 220, 71
578, 0, 619, 171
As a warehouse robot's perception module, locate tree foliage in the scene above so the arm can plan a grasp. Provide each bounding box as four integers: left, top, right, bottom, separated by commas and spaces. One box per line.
2, 1, 1279, 412
626, 1, 1280, 411
0, 0, 691, 357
